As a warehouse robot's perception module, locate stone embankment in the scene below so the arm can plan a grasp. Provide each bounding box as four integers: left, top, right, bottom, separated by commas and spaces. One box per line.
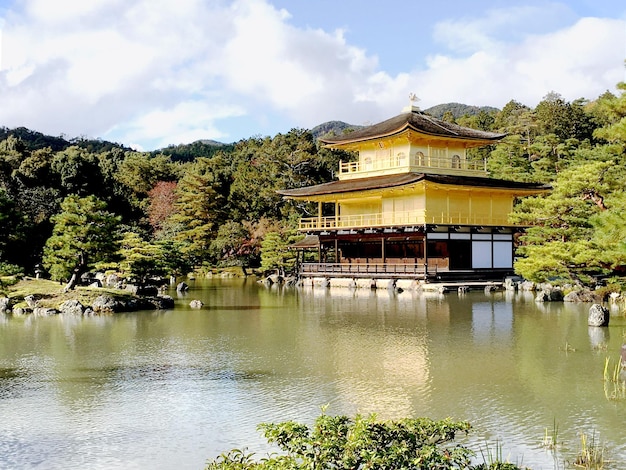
0, 293, 174, 316
1, 274, 175, 316
259, 274, 622, 307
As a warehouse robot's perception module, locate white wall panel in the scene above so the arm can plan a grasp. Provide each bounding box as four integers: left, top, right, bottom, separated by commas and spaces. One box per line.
472, 241, 492, 268
493, 242, 513, 268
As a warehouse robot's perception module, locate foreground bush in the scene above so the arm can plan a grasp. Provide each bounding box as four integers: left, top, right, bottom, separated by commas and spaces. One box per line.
206, 414, 528, 469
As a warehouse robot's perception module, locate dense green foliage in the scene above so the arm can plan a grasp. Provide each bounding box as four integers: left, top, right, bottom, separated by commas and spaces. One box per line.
424, 103, 500, 120
0, 125, 348, 280
205, 413, 528, 470
42, 195, 121, 285
1, 79, 625, 285
507, 84, 626, 284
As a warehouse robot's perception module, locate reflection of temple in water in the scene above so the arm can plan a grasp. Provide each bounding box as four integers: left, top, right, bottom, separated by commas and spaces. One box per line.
294, 288, 526, 416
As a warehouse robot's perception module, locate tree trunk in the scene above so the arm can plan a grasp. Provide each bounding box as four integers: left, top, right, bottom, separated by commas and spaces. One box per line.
63, 254, 87, 292
63, 272, 80, 292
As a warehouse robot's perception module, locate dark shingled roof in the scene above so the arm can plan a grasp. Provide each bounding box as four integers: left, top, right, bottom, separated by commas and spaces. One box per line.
319, 109, 506, 145
278, 173, 550, 198
290, 234, 320, 248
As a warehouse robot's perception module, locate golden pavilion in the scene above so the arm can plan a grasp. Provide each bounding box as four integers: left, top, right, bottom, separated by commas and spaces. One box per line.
278, 102, 549, 281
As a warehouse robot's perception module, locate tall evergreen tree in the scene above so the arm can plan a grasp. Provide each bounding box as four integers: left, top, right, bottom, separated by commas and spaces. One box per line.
168, 158, 225, 266
43, 195, 121, 290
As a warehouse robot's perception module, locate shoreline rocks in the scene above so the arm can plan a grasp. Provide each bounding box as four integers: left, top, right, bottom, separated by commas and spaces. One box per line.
0, 293, 174, 316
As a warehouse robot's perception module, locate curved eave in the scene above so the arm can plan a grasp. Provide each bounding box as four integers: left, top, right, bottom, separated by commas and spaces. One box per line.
319, 112, 506, 150
278, 174, 426, 202
278, 173, 550, 202
322, 127, 505, 151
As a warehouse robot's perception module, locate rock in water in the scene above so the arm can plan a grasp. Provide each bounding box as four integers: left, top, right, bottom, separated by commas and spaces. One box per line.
588, 304, 609, 327
59, 300, 85, 315
0, 297, 11, 313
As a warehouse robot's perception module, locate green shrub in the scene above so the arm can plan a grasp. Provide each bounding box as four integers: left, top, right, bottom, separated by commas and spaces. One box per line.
0, 262, 23, 277
206, 414, 529, 469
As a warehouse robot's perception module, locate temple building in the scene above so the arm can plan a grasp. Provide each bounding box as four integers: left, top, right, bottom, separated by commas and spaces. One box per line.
278, 102, 549, 281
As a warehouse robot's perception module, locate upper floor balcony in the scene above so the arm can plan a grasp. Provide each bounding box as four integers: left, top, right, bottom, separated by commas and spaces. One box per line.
338, 153, 487, 180
298, 210, 511, 231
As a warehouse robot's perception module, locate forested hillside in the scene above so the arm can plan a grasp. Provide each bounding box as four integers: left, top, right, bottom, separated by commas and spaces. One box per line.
423, 102, 500, 119
1, 84, 625, 287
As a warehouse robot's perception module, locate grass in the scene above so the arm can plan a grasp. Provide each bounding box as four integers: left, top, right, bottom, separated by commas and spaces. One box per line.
572, 431, 609, 469
476, 440, 528, 469
542, 419, 560, 451
4, 277, 134, 309
603, 356, 626, 401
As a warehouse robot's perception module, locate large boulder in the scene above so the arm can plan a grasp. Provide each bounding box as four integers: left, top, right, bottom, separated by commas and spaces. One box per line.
24, 295, 39, 308
105, 273, 120, 288
535, 288, 564, 302
176, 282, 189, 292
126, 285, 158, 296
92, 295, 123, 313
139, 286, 159, 297
189, 299, 204, 309
588, 304, 609, 327
140, 295, 175, 310
0, 297, 11, 313
59, 299, 86, 315
563, 289, 603, 303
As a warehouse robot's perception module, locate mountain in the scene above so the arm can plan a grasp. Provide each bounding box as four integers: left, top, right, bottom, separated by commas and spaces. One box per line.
155, 140, 235, 162
0, 126, 73, 152
0, 126, 130, 153
1, 101, 500, 158
423, 103, 500, 119
310, 121, 364, 140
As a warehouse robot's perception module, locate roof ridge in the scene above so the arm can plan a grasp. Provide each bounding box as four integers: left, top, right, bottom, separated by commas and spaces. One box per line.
417, 112, 459, 136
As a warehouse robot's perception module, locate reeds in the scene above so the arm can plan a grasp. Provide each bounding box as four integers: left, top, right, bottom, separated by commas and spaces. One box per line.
572, 431, 609, 469
603, 356, 626, 401
541, 418, 559, 450
476, 440, 527, 469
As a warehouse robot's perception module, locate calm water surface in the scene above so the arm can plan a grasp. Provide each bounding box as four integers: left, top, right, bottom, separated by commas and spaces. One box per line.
1, 279, 625, 469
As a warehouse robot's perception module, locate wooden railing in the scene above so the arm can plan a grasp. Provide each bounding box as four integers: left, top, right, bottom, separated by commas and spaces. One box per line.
298, 210, 510, 231
339, 154, 487, 178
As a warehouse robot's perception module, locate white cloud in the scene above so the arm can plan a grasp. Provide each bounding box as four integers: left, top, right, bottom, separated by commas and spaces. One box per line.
107, 100, 246, 150
412, 16, 626, 110
0, 0, 624, 149
432, 4, 574, 54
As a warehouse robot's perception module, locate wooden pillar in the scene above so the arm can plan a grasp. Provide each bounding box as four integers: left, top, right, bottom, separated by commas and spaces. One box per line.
318, 202, 323, 227
334, 238, 338, 263
381, 237, 386, 264
424, 233, 428, 276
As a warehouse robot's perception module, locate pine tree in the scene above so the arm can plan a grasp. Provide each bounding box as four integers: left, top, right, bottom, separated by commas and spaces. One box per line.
168, 159, 225, 266
43, 195, 120, 290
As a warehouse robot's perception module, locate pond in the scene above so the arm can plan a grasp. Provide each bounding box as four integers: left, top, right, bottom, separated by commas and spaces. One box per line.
0, 279, 625, 469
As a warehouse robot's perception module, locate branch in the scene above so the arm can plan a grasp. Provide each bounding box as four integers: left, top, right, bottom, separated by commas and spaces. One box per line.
581, 191, 607, 210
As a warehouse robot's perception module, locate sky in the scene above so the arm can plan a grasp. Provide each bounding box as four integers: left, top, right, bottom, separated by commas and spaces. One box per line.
0, 0, 625, 151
